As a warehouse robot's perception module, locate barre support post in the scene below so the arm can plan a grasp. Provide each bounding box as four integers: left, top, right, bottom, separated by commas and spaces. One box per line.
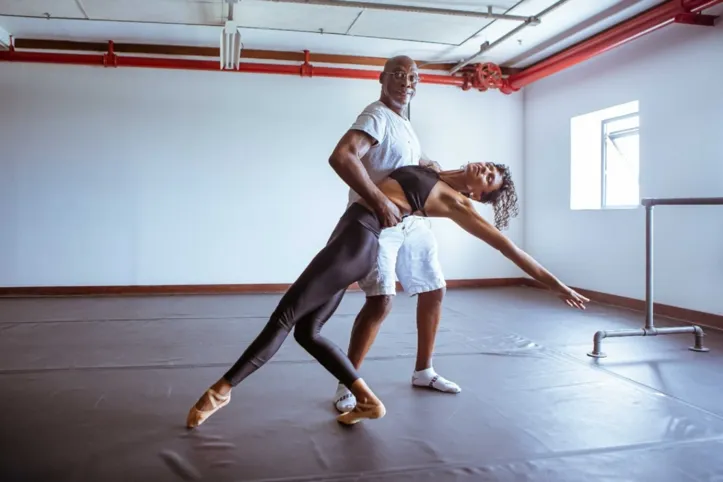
587, 196, 722, 358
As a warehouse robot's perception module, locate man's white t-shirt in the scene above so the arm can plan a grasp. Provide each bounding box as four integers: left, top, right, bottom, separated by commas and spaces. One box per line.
346, 100, 423, 207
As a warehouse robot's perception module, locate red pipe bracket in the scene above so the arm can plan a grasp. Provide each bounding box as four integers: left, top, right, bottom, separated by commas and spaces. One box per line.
103, 40, 118, 68
674, 12, 718, 25
299, 49, 313, 77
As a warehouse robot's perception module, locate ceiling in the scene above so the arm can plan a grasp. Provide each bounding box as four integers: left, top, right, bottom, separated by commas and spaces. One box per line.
0, 0, 681, 68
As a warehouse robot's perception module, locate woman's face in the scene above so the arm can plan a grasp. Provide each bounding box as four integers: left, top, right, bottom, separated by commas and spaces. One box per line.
463, 162, 504, 201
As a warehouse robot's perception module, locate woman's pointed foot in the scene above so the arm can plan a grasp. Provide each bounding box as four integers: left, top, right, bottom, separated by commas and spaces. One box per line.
186, 388, 231, 428
336, 399, 386, 425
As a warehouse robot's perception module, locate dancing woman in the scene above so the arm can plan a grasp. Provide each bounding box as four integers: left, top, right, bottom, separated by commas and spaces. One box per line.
186, 162, 589, 428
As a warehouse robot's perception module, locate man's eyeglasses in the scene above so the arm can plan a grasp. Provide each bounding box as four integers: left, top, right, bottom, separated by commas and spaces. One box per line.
384, 70, 420, 84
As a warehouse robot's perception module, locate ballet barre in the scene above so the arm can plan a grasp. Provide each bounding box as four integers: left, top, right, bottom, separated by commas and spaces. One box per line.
587, 196, 723, 358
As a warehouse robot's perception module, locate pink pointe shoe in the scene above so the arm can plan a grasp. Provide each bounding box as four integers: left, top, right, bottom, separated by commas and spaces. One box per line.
186, 388, 231, 428
336, 400, 386, 425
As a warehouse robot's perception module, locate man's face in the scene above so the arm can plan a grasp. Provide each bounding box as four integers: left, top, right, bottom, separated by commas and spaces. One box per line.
380, 58, 419, 109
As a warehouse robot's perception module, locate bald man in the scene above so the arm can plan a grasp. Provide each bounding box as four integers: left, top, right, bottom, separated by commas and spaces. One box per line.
327, 55, 461, 413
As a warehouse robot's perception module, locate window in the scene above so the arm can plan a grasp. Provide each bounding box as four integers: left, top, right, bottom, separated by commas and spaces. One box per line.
570, 101, 639, 210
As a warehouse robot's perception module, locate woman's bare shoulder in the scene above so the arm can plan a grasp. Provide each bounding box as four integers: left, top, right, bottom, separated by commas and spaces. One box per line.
424, 182, 471, 216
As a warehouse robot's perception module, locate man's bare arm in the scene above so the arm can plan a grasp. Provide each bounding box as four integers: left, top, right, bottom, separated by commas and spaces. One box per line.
329, 129, 402, 227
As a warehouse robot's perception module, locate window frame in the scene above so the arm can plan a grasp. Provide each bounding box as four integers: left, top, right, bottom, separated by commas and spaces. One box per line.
600, 112, 640, 209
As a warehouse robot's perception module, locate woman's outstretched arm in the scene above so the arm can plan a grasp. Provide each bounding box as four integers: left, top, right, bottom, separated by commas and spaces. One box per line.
440, 195, 589, 309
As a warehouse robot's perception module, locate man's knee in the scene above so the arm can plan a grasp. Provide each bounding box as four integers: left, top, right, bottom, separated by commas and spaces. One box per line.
418, 287, 445, 305
356, 294, 393, 327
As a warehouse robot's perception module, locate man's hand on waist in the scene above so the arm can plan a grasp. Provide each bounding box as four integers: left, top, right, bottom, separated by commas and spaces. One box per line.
372, 194, 403, 228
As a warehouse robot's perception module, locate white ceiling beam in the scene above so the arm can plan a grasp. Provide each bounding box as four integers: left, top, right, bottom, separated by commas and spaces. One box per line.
257, 0, 539, 23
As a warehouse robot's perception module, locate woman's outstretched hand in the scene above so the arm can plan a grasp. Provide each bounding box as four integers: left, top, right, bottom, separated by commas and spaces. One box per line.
557, 286, 590, 310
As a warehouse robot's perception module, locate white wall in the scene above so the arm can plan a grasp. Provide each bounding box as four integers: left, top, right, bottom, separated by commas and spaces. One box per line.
524, 21, 723, 315
0, 62, 524, 287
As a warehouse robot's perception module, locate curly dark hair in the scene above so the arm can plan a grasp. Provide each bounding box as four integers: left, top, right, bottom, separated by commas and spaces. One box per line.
478, 163, 519, 231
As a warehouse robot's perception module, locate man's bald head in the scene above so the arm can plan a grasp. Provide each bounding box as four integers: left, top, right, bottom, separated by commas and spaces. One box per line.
383, 55, 417, 72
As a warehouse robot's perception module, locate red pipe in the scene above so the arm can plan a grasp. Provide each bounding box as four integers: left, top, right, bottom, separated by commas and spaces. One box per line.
0, 46, 467, 88
123, 55, 302, 75
0, 50, 103, 66
502, 0, 723, 92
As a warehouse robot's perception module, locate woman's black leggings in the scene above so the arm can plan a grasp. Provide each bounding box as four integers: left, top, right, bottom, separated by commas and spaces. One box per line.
222, 203, 382, 389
